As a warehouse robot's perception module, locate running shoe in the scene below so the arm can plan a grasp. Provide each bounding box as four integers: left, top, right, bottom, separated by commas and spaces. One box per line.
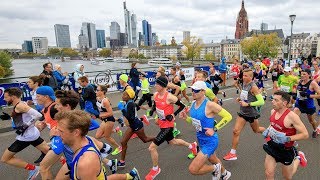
219, 99, 223, 106
269, 95, 273, 100
298, 151, 307, 167
190, 142, 198, 156
146, 109, 151, 117
154, 114, 158, 120
34, 152, 46, 164
187, 153, 195, 159
212, 163, 221, 180
312, 130, 317, 138
236, 89, 239, 94
27, 166, 40, 180
221, 170, 231, 180
130, 133, 138, 139
114, 126, 123, 136
145, 168, 161, 180
173, 129, 181, 137
316, 127, 320, 135
111, 147, 122, 156
129, 167, 141, 180
109, 159, 117, 174
118, 117, 124, 127
117, 160, 126, 168
223, 152, 237, 161
141, 115, 150, 126
184, 106, 190, 113
222, 91, 226, 97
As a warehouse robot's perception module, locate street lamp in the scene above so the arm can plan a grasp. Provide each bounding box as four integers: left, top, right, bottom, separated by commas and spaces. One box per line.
288, 14, 296, 66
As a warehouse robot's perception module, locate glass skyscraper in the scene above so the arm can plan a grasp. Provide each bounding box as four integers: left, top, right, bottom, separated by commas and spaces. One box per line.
54, 24, 71, 48
96, 30, 106, 48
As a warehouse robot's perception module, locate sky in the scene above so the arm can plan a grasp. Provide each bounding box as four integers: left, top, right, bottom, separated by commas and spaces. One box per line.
0, 0, 319, 49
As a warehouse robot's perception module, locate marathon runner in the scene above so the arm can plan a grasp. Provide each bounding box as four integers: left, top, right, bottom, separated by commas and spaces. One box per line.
277, 67, 299, 107
269, 59, 283, 100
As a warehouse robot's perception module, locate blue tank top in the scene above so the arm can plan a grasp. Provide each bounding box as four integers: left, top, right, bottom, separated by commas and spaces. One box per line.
296, 80, 315, 108
190, 98, 216, 140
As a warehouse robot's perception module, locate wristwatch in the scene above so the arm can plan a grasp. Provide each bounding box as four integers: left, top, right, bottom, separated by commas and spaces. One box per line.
213, 127, 218, 132
286, 137, 291, 142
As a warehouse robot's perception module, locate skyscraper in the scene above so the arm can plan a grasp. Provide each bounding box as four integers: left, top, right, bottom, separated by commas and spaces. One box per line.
123, 1, 138, 47
148, 24, 152, 46
81, 22, 97, 49
183, 31, 190, 42
96, 30, 106, 48
22, 40, 33, 52
54, 24, 71, 48
261, 22, 268, 31
110, 22, 121, 40
142, 20, 153, 46
131, 13, 138, 47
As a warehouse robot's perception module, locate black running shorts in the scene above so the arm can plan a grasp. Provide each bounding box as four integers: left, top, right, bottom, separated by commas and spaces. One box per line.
8, 137, 44, 153
153, 128, 174, 146
263, 140, 298, 166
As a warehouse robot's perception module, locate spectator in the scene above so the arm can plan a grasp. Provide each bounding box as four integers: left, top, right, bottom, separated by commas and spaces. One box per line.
52, 64, 67, 90
219, 57, 227, 86
73, 64, 86, 90
39, 62, 58, 90
77, 76, 98, 116
27, 76, 43, 112
129, 62, 141, 100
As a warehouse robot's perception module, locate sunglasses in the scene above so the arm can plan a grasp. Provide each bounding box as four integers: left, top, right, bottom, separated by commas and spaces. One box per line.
192, 89, 201, 93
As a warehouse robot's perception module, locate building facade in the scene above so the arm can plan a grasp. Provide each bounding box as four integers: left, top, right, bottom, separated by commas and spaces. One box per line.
235, 0, 249, 39
142, 20, 152, 46
22, 40, 33, 53
110, 22, 121, 40
220, 39, 241, 61
138, 45, 182, 59
289, 33, 311, 59
32, 37, 48, 54
200, 43, 221, 60
96, 30, 106, 48
81, 22, 97, 49
131, 13, 138, 47
54, 24, 71, 48
183, 31, 190, 42
123, 2, 137, 47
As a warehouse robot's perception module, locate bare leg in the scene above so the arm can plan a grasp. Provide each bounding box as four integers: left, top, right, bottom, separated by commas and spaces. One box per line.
231, 116, 247, 150
120, 128, 134, 161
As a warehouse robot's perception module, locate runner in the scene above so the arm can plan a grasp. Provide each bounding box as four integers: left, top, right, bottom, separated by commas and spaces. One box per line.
293, 69, 320, 138
145, 76, 197, 180
27, 76, 43, 112
223, 69, 265, 161
292, 63, 301, 77
95, 84, 122, 156
77, 76, 99, 117
313, 61, 320, 116
180, 81, 232, 180
230, 59, 241, 94
116, 88, 155, 168
253, 62, 267, 101
263, 91, 308, 180
277, 67, 299, 107
173, 63, 191, 105
209, 66, 226, 101
269, 59, 283, 100
55, 110, 141, 180
195, 71, 219, 103
0, 87, 50, 180
135, 72, 153, 118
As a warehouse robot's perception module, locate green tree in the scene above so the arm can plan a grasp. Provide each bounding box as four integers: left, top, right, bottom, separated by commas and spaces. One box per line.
204, 52, 215, 61
99, 48, 111, 57
61, 48, 78, 57
0, 66, 6, 78
240, 33, 282, 60
138, 53, 146, 59
170, 55, 177, 61
47, 48, 61, 56
182, 36, 203, 64
0, 51, 13, 77
129, 51, 138, 59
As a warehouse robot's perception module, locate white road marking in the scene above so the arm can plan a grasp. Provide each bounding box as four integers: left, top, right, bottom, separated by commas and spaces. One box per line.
223, 98, 234, 101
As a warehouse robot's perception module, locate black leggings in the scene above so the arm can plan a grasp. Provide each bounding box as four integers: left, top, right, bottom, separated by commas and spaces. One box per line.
137, 94, 152, 108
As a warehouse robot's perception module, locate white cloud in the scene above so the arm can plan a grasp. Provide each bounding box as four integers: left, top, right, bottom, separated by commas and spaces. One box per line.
0, 0, 319, 48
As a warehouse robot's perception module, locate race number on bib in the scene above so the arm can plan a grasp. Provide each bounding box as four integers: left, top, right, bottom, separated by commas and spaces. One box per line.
280, 85, 290, 92
156, 108, 165, 120
192, 118, 202, 132
240, 90, 249, 101
272, 71, 278, 76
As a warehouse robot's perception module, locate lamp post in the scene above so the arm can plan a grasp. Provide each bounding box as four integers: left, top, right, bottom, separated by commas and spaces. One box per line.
288, 14, 296, 66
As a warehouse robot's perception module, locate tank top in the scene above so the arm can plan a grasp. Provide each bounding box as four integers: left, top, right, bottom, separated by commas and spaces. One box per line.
12, 102, 40, 141
269, 109, 296, 147
154, 92, 174, 128
271, 65, 281, 77
190, 98, 217, 141
296, 80, 315, 108
312, 70, 320, 79
42, 102, 57, 129
96, 98, 115, 122
239, 81, 259, 117
70, 142, 106, 180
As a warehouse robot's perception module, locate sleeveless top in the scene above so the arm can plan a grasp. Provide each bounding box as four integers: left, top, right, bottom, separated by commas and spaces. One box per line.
269, 109, 296, 147
96, 98, 115, 122
154, 92, 174, 128
296, 80, 315, 108
70, 138, 106, 180
190, 98, 217, 141
42, 102, 57, 129
239, 81, 259, 117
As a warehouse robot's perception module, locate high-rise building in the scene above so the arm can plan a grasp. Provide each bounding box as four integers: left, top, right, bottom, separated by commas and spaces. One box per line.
105, 37, 111, 48
235, 0, 249, 39
261, 22, 268, 31
138, 32, 144, 46
22, 40, 33, 52
110, 22, 121, 40
142, 20, 149, 46
32, 37, 48, 54
54, 24, 71, 48
119, 33, 126, 46
123, 1, 138, 47
148, 24, 152, 46
160, 39, 167, 45
152, 33, 158, 46
96, 30, 106, 48
81, 22, 97, 49
183, 31, 190, 42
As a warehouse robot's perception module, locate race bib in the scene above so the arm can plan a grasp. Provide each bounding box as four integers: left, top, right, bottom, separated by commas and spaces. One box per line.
156, 108, 165, 120
280, 85, 290, 92
192, 118, 202, 132
268, 127, 286, 144
297, 91, 307, 100
272, 71, 278, 76
240, 90, 249, 101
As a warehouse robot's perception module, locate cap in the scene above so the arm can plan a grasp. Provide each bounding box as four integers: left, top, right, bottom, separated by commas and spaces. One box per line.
189, 81, 207, 90
284, 67, 292, 72
175, 62, 181, 67
119, 74, 128, 83
156, 76, 168, 87
36, 86, 56, 101
125, 88, 135, 99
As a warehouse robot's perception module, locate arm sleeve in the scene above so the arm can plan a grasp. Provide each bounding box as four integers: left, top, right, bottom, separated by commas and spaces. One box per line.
205, 88, 216, 100
250, 94, 265, 106
174, 100, 185, 116
25, 108, 43, 125
215, 108, 233, 130
149, 101, 156, 116
124, 102, 136, 122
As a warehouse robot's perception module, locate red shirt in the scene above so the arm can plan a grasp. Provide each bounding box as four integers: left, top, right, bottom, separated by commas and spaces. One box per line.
262, 58, 271, 67
231, 64, 240, 78
154, 92, 174, 128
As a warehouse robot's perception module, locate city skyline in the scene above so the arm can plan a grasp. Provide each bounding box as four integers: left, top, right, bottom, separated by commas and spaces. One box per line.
0, 0, 319, 49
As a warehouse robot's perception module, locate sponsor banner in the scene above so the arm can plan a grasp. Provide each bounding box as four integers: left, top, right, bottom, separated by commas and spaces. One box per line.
0, 82, 32, 106
88, 73, 118, 92
182, 67, 194, 81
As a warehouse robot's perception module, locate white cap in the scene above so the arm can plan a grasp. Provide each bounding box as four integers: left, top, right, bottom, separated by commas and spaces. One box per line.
176, 62, 181, 67
284, 67, 292, 72
189, 81, 207, 90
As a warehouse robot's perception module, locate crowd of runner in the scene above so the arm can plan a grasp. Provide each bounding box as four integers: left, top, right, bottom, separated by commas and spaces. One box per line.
1, 57, 320, 180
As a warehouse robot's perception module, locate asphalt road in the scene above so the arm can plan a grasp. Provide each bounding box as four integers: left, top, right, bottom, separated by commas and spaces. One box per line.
0, 81, 319, 180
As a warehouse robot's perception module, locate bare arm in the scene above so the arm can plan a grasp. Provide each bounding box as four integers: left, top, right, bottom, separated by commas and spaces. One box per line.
310, 81, 320, 99
99, 98, 113, 118
287, 112, 309, 141
77, 152, 101, 180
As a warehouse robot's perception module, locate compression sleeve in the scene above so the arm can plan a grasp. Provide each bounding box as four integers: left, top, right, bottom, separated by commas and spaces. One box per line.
205, 88, 216, 101
215, 109, 232, 130
149, 101, 156, 116
249, 94, 265, 106
25, 108, 43, 125
174, 100, 185, 116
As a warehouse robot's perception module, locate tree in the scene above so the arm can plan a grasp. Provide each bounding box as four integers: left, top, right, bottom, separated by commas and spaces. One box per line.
240, 33, 282, 60
0, 66, 6, 78
47, 48, 61, 56
204, 52, 215, 61
138, 53, 146, 59
61, 48, 78, 57
170, 55, 177, 61
0, 51, 13, 77
182, 36, 204, 64
99, 48, 111, 57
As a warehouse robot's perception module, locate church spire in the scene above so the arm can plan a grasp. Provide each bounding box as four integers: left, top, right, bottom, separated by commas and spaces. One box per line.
242, 0, 244, 9
235, 0, 249, 39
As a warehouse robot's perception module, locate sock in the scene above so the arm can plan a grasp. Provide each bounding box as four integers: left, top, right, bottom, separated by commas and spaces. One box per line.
25, 164, 35, 170
230, 149, 236, 154
60, 158, 66, 165
317, 125, 320, 129
126, 173, 133, 180
152, 166, 158, 171
221, 169, 227, 176
188, 144, 193, 149
107, 160, 112, 166
120, 160, 125, 163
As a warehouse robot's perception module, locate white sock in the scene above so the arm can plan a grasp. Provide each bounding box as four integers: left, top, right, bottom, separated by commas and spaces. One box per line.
188, 144, 193, 149
317, 125, 320, 129
107, 160, 112, 166
152, 166, 158, 171
230, 149, 236, 154
222, 169, 227, 175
